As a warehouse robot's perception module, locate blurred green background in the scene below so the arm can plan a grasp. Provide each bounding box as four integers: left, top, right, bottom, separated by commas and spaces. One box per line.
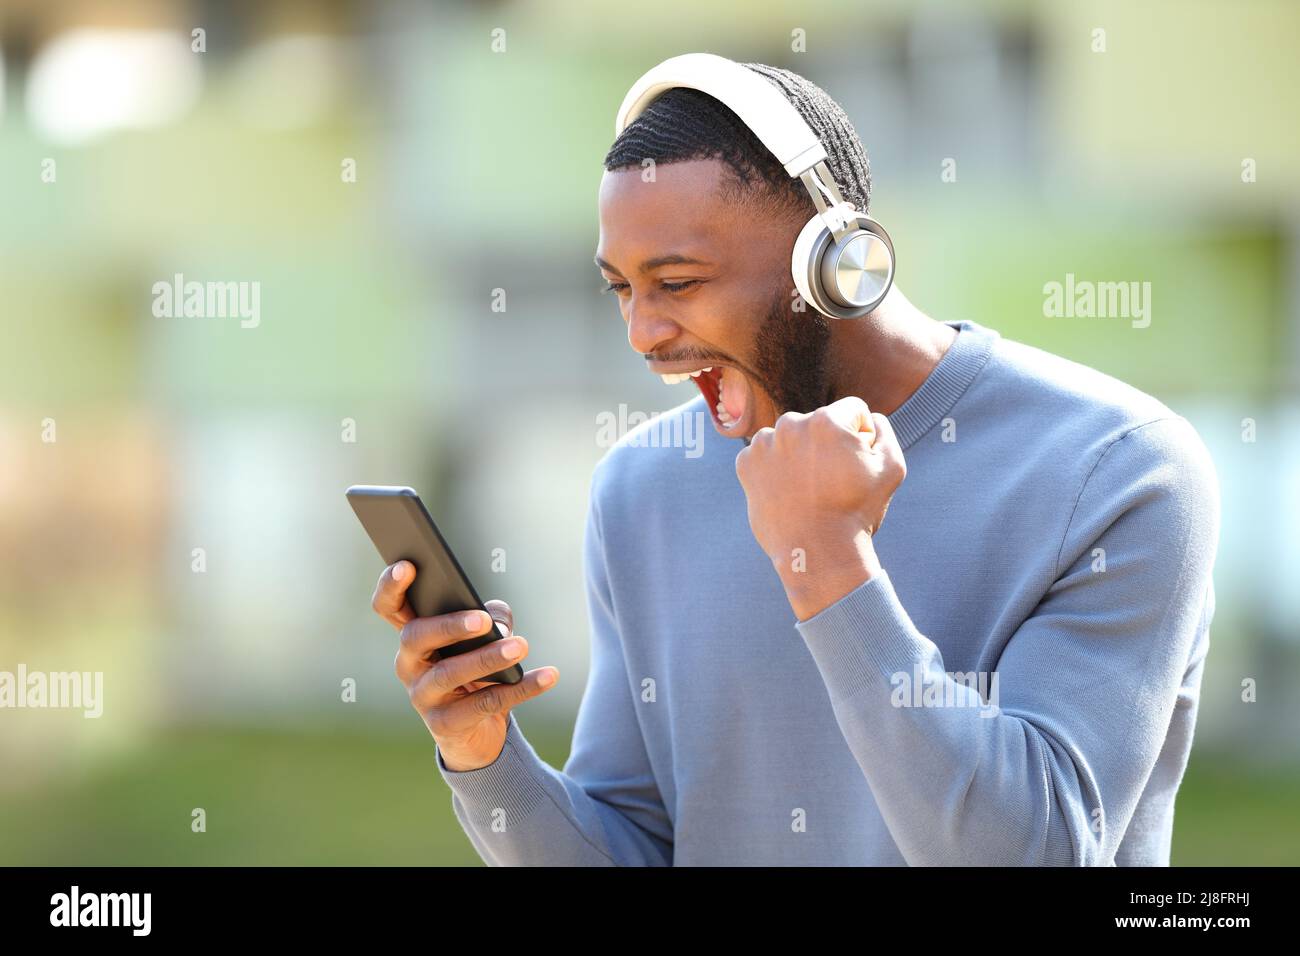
1, 0, 1297, 865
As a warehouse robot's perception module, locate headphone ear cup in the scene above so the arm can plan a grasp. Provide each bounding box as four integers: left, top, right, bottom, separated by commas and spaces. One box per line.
791, 214, 827, 317
791, 213, 895, 320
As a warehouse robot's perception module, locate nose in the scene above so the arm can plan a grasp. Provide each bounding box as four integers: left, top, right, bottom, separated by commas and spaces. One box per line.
624, 293, 682, 357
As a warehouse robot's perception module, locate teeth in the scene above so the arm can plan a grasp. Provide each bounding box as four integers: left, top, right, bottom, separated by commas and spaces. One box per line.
716, 402, 737, 428
659, 366, 715, 385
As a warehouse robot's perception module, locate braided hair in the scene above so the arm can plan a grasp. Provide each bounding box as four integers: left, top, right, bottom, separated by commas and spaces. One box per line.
603, 61, 872, 228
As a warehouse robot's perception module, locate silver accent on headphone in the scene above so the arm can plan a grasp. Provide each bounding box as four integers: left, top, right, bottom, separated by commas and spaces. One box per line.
826, 231, 893, 308
799, 161, 857, 241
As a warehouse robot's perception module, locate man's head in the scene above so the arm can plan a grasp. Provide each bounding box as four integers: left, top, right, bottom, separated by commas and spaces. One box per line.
595, 62, 874, 440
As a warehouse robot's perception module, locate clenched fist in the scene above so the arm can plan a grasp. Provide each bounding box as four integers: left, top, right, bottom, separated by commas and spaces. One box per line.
735, 396, 906, 621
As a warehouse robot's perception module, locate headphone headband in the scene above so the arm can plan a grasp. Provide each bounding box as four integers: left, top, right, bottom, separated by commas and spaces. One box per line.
614, 52, 828, 179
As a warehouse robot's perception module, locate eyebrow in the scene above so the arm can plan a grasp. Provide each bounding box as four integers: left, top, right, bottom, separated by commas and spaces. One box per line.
594, 253, 713, 275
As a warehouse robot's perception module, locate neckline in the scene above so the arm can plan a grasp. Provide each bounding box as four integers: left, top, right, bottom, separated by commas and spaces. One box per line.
885, 319, 998, 449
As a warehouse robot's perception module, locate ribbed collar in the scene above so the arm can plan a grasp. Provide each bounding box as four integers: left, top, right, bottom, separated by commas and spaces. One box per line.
886, 319, 998, 449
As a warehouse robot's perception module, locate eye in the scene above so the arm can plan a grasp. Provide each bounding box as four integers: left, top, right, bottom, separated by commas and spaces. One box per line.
600, 279, 702, 296
660, 279, 701, 293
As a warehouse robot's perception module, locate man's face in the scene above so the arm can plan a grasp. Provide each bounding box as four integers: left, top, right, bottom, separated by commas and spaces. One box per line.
595, 159, 833, 440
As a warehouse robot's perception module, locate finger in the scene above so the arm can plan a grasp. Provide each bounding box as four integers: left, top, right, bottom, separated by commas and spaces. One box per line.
399, 608, 494, 662
412, 635, 530, 702
440, 667, 559, 724
821, 396, 875, 438
774, 409, 810, 431
868, 412, 898, 453
868, 412, 907, 498
372, 561, 417, 629
483, 599, 513, 639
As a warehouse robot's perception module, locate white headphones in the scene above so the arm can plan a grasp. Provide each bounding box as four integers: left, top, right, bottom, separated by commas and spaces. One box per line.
614, 52, 895, 321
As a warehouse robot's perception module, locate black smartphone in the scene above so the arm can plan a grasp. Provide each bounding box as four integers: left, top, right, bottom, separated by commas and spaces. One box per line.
346, 485, 523, 685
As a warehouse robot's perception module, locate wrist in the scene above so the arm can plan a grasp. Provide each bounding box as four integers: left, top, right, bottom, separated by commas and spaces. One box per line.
771, 524, 882, 622
437, 735, 505, 773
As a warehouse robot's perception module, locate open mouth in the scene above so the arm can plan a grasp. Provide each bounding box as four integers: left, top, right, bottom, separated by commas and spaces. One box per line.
655, 364, 751, 435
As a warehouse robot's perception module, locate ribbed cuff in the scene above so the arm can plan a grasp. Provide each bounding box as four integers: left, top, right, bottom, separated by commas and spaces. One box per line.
794, 569, 919, 704
435, 711, 550, 827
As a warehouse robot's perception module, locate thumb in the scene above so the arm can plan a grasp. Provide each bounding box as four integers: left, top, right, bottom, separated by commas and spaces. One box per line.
483, 599, 513, 639
868, 411, 898, 452
822, 396, 876, 440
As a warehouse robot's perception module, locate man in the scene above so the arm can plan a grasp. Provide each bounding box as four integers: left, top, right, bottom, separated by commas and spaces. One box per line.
370, 59, 1220, 865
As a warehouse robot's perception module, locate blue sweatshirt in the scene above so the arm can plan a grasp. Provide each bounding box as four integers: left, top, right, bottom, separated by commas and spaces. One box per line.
435, 318, 1221, 866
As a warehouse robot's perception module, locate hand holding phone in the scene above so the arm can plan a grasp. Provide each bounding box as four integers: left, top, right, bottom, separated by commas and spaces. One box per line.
350, 485, 560, 770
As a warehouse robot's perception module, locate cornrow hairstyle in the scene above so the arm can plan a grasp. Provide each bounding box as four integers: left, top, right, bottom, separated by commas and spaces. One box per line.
603, 61, 872, 228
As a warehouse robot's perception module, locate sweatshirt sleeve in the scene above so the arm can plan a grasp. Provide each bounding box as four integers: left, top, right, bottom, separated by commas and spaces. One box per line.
795, 416, 1221, 866
433, 478, 674, 866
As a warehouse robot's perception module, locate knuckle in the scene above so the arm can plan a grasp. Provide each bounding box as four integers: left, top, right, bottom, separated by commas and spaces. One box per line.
492, 641, 520, 669
412, 676, 448, 716
736, 448, 758, 478
405, 676, 426, 711
515, 679, 538, 704
423, 705, 448, 736
501, 682, 528, 709
425, 659, 454, 694
465, 648, 501, 681
775, 410, 807, 434
881, 455, 905, 485
472, 688, 501, 718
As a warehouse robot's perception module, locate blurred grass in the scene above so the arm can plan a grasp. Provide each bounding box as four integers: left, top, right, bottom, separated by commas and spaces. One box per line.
0, 718, 574, 866
1172, 754, 1300, 866
0, 719, 1296, 865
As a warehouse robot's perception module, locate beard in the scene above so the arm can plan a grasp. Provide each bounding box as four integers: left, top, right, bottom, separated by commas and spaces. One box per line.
751, 283, 833, 417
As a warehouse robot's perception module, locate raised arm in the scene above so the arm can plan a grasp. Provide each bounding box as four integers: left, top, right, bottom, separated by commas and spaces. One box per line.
791, 416, 1220, 864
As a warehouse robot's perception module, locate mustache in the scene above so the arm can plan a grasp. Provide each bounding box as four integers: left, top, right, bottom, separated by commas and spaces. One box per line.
644, 348, 734, 366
